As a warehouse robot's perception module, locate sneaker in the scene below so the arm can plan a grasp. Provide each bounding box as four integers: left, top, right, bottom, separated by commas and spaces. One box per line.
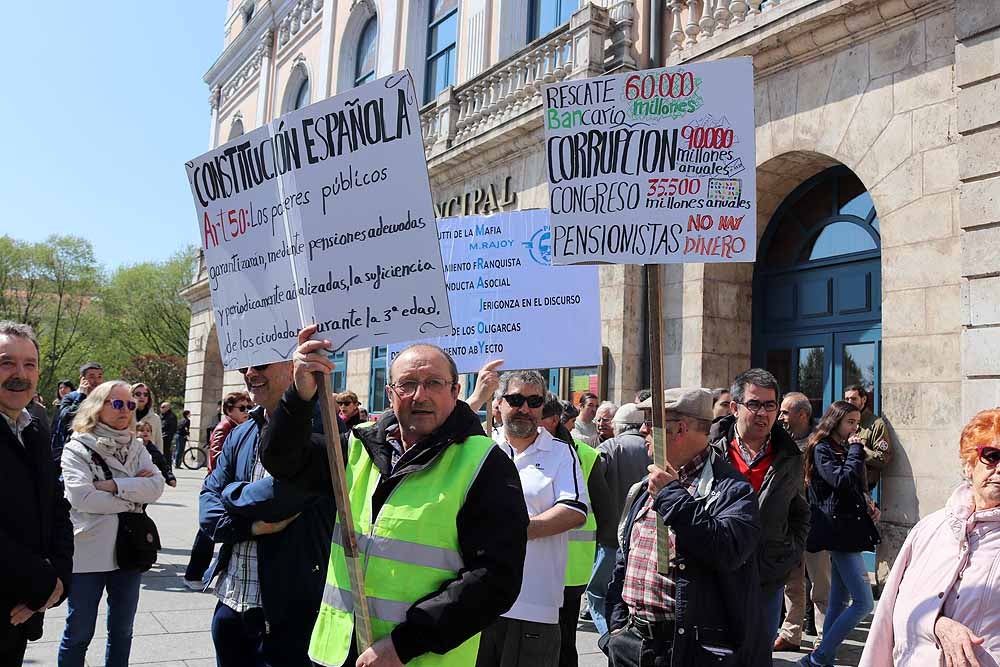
774, 637, 800, 652
579, 609, 592, 621
797, 655, 832, 667
183, 578, 204, 591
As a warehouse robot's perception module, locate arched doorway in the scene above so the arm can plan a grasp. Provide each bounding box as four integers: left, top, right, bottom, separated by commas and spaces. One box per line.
752, 165, 882, 417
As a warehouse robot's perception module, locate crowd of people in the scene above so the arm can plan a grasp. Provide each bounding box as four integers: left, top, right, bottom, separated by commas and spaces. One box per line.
2, 318, 999, 667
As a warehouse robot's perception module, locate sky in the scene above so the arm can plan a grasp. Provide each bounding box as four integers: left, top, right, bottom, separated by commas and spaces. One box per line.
0, 2, 226, 269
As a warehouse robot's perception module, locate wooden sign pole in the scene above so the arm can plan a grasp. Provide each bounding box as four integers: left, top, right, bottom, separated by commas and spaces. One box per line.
644, 264, 672, 575
315, 374, 374, 652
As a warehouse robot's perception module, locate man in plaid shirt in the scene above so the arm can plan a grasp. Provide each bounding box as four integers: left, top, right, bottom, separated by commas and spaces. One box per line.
604, 388, 768, 667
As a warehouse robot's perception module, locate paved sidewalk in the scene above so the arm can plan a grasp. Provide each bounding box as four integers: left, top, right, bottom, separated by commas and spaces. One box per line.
24, 467, 866, 666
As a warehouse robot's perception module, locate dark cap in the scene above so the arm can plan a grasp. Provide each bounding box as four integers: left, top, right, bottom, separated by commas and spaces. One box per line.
79, 362, 102, 376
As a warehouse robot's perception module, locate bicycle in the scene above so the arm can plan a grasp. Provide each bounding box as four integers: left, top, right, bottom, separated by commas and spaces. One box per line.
181, 444, 208, 470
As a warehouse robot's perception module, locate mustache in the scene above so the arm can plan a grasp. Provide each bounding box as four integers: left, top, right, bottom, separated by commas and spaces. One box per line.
2, 377, 32, 392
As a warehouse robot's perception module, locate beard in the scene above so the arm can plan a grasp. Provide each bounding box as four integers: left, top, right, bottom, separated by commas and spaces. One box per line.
506, 416, 537, 439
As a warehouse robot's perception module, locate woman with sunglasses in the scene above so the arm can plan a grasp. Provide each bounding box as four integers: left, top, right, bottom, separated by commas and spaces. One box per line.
58, 381, 164, 667
860, 408, 1000, 667
130, 383, 162, 454
798, 401, 876, 667
207, 391, 252, 474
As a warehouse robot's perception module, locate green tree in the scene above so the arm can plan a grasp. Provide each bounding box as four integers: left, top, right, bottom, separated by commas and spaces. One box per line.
120, 354, 187, 405
98, 247, 196, 359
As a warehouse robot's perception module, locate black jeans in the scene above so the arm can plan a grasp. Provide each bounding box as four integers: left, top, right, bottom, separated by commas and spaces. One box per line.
606, 627, 672, 667
559, 585, 585, 667
211, 601, 316, 667
476, 616, 561, 667
184, 529, 215, 582
0, 628, 27, 667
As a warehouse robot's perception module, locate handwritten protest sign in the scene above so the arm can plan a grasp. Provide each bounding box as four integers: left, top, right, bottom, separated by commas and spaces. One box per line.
389, 209, 601, 373
185, 72, 452, 370
543, 57, 756, 265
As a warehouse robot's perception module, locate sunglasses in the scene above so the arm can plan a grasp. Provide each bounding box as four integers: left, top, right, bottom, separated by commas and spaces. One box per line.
978, 446, 1000, 467
503, 393, 546, 409
106, 399, 137, 411
238, 364, 271, 374
336, 401, 354, 406
233, 405, 249, 413
132, 391, 149, 398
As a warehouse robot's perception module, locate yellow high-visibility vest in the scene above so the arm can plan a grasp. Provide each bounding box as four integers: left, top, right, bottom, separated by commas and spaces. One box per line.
309, 433, 495, 667
565, 439, 599, 587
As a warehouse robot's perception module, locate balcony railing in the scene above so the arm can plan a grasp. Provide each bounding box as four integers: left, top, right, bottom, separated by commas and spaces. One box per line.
420, 4, 613, 158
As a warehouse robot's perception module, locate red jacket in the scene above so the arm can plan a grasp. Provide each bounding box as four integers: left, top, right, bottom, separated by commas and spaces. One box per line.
207, 415, 238, 473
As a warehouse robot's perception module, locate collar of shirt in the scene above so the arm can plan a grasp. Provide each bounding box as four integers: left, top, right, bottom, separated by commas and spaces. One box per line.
1, 409, 32, 447
733, 424, 770, 466
677, 446, 710, 485
499, 426, 554, 458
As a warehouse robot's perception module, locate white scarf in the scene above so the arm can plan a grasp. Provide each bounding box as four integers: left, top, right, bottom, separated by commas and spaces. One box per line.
91, 423, 135, 465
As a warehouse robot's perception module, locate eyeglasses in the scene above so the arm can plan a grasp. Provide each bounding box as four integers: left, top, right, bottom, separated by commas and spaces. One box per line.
233, 405, 249, 413
106, 399, 137, 411
239, 364, 271, 374
502, 393, 546, 409
595, 417, 614, 423
735, 400, 779, 414
978, 446, 1000, 467
388, 378, 455, 397
336, 400, 354, 406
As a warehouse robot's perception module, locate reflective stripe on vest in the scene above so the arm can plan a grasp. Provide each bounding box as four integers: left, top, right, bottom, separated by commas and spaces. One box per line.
310, 434, 494, 667
565, 439, 599, 586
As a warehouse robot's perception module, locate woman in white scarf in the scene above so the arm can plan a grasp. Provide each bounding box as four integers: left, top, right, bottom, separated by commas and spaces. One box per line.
57, 381, 164, 667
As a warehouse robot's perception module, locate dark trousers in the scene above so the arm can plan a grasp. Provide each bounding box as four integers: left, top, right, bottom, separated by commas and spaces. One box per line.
476, 616, 561, 667
174, 435, 186, 467
0, 629, 28, 667
606, 627, 672, 667
184, 529, 215, 582
559, 586, 585, 667
211, 601, 316, 667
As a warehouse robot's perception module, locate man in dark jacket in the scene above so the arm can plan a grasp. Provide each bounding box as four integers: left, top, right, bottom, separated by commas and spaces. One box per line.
200, 358, 335, 667
605, 387, 767, 667
710, 369, 810, 652
159, 402, 178, 467
49, 361, 103, 464
0, 322, 74, 664
261, 327, 528, 667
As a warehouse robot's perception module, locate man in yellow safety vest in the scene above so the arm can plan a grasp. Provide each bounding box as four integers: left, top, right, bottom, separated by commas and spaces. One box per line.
260, 326, 528, 667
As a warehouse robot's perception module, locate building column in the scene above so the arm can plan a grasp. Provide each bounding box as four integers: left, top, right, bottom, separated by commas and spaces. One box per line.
317, 0, 336, 98
255, 30, 274, 126
208, 86, 221, 149
959, 3, 1000, 416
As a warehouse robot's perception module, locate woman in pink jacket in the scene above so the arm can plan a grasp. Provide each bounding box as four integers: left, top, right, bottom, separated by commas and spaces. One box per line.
860, 408, 1000, 667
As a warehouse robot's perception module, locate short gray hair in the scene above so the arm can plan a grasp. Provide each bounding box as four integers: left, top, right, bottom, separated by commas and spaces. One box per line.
496, 370, 547, 399
0, 320, 39, 355
783, 391, 812, 418
597, 401, 618, 415
731, 368, 781, 404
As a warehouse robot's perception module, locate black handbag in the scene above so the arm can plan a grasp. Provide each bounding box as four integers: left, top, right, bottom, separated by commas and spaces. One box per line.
86, 447, 161, 572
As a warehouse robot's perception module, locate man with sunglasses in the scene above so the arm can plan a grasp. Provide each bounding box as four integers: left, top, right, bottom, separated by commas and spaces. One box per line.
708, 368, 810, 653
605, 387, 767, 666
199, 359, 336, 667
260, 327, 528, 667
476, 370, 588, 667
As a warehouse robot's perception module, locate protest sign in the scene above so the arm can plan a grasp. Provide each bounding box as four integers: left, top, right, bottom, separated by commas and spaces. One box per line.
185, 71, 452, 370
389, 209, 601, 373
543, 57, 756, 265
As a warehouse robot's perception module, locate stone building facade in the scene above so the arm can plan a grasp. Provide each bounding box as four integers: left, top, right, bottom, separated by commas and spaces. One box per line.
184, 0, 1000, 570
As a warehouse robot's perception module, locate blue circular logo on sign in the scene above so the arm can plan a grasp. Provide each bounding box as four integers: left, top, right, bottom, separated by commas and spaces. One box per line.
523, 226, 551, 266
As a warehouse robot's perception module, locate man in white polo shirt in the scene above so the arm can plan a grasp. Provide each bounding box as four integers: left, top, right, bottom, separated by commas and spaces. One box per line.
477, 370, 590, 667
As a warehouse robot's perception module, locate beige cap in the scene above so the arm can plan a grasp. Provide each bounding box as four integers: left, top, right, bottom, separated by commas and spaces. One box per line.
636, 387, 714, 421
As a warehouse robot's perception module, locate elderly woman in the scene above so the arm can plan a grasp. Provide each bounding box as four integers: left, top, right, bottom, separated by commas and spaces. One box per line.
860, 408, 1000, 667
58, 381, 164, 667
130, 382, 162, 453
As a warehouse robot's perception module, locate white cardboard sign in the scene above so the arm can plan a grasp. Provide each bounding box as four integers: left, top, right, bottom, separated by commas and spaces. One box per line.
543, 57, 757, 265
185, 72, 452, 370
389, 210, 601, 373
